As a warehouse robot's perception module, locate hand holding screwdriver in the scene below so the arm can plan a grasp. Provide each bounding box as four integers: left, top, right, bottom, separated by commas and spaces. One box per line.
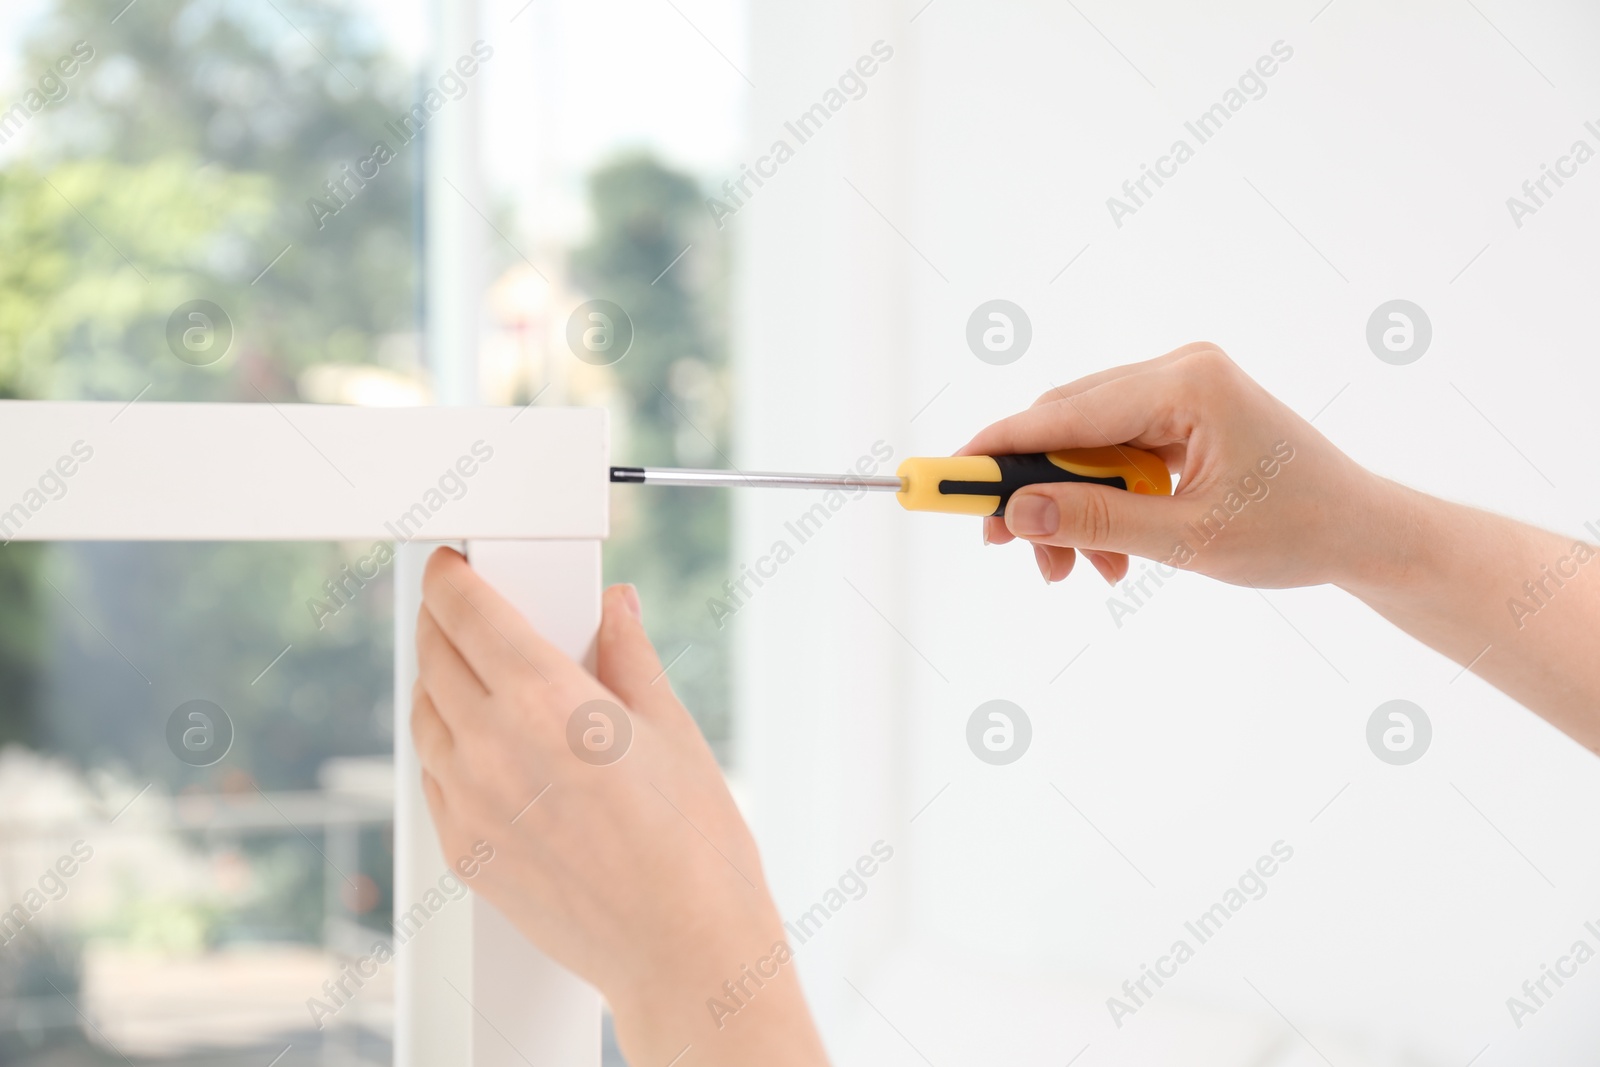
962, 342, 1370, 587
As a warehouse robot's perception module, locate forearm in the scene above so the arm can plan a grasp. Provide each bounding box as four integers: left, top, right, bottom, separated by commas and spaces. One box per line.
1340, 477, 1600, 753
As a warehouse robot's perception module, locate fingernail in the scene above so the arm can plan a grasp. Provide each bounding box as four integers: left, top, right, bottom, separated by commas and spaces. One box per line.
620, 584, 642, 621
1033, 544, 1052, 583
1008, 496, 1059, 537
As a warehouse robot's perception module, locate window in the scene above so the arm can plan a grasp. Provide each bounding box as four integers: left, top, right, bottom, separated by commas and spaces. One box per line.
470, 0, 745, 755
2, 2, 425, 1062
1, 1, 747, 1063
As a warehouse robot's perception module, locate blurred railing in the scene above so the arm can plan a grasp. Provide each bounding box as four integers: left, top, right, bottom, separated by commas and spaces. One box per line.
0, 757, 395, 1067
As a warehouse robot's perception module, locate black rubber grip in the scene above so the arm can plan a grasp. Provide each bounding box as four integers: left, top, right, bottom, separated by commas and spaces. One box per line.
939, 453, 1126, 516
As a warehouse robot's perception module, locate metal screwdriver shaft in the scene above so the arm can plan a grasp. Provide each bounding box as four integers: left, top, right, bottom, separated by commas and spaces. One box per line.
609, 466, 904, 492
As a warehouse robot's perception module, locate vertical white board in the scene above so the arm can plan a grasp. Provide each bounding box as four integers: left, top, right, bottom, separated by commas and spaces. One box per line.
394, 540, 603, 1066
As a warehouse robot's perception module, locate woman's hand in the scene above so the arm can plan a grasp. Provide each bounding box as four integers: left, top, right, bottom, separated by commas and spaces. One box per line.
965, 341, 1600, 754
411, 547, 828, 1067
963, 342, 1393, 590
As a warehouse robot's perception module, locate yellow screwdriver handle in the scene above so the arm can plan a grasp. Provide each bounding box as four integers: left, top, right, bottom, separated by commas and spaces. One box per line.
895, 446, 1171, 516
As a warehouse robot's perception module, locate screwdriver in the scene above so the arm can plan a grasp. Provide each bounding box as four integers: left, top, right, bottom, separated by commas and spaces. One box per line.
609, 445, 1171, 516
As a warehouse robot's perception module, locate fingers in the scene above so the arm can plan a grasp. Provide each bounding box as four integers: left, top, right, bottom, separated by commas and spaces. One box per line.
1032, 543, 1078, 582
422, 547, 570, 692
1018, 540, 1123, 585
1004, 482, 1177, 561
976, 345, 1239, 582
595, 585, 679, 717
1082, 550, 1129, 584
998, 518, 1084, 583
961, 343, 1227, 459
417, 604, 490, 717
960, 372, 1184, 460
995, 519, 1103, 584
411, 681, 455, 773
1016, 344, 1206, 416
420, 768, 448, 827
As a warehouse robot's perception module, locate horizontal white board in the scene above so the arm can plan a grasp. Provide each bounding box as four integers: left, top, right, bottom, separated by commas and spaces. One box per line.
0, 402, 608, 541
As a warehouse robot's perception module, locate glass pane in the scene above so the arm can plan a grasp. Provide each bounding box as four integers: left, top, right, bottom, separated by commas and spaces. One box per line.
1, 0, 424, 1062
2, 542, 396, 1066
474, 0, 746, 759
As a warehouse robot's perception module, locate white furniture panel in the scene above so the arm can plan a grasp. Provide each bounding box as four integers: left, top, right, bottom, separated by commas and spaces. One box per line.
0, 402, 606, 542
394, 539, 604, 1067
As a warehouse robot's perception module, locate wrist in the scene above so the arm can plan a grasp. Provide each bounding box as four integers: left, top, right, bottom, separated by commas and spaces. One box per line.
604, 914, 828, 1067
609, 948, 827, 1067
1331, 474, 1450, 605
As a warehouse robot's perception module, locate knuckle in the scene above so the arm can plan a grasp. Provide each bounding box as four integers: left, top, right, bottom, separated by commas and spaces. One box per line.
1177, 339, 1226, 360
1180, 343, 1233, 378
1171, 344, 1237, 403
508, 672, 557, 714
409, 704, 434, 749
1065, 488, 1116, 547
410, 701, 434, 736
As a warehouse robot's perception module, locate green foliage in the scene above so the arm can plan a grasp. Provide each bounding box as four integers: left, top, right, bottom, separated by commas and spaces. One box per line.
0, 0, 417, 788
0, 157, 274, 398
14, 0, 421, 399
0, 543, 46, 746
39, 541, 393, 788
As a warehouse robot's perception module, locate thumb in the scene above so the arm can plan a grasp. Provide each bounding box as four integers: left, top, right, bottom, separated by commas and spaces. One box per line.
595, 584, 678, 715
1004, 484, 1177, 561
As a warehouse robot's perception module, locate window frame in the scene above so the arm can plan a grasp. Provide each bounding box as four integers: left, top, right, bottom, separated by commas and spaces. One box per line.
0, 401, 609, 1066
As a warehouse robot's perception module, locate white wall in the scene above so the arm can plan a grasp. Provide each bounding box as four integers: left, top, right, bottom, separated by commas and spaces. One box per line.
733, 2, 1600, 1064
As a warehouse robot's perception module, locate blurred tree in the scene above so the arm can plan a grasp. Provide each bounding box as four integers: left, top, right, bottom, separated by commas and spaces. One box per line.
0, 543, 45, 747
8, 0, 421, 400
570, 155, 733, 747
0, 0, 417, 775
0, 0, 420, 956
